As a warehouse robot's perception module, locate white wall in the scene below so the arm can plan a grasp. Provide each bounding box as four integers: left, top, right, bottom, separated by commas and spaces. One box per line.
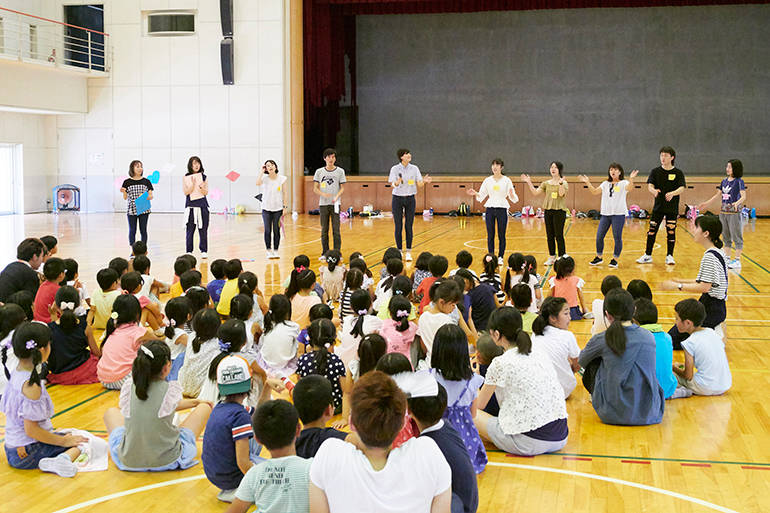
55, 0, 286, 213
0, 111, 58, 213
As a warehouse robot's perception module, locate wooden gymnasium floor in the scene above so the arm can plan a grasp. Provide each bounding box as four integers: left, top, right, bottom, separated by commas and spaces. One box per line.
2, 211, 770, 513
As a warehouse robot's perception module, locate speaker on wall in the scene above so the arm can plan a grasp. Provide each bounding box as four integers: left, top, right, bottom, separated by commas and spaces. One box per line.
220, 0, 233, 36
221, 39, 234, 85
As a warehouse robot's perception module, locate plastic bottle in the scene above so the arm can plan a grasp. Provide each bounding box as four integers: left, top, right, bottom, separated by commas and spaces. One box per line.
348, 206, 353, 218
429, 207, 433, 216
571, 209, 576, 218
280, 375, 295, 391
292, 211, 298, 220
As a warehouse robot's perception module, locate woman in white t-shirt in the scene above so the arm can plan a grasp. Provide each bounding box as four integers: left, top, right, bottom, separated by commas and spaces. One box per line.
531, 297, 581, 399
467, 159, 519, 266
256, 160, 287, 259
578, 163, 638, 269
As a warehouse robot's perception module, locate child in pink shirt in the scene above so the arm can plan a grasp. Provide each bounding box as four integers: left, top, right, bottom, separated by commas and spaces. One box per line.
379, 295, 418, 365
548, 256, 588, 321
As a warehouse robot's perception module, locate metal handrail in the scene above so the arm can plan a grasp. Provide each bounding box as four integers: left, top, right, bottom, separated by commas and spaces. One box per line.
0, 6, 112, 73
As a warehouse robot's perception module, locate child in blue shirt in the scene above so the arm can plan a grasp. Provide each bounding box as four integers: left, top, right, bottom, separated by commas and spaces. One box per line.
634, 298, 687, 399
206, 259, 227, 305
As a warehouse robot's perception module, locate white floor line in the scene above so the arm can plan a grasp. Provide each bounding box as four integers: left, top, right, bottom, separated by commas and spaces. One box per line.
486, 462, 739, 513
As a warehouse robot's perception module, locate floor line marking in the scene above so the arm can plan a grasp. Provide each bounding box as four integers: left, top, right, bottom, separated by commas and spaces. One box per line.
52, 390, 112, 418
363, 220, 458, 268
486, 449, 770, 467
486, 462, 739, 513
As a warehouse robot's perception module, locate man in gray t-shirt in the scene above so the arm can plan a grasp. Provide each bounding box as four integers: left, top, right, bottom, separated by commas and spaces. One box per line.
313, 148, 346, 259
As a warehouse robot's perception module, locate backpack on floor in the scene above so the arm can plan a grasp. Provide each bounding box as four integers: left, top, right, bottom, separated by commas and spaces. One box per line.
458, 202, 470, 216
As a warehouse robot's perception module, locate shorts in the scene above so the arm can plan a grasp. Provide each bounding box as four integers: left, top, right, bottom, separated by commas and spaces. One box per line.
4, 435, 69, 469
108, 426, 199, 471
487, 417, 568, 456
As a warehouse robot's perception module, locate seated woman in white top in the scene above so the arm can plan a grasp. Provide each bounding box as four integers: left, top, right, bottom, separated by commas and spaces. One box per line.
309, 371, 451, 513
474, 307, 569, 457
530, 297, 581, 399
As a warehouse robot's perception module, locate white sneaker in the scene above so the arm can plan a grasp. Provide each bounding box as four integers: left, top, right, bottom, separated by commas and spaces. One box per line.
404, 252, 412, 262
636, 254, 653, 264
544, 256, 556, 266
498, 257, 504, 267
39, 454, 78, 478
272, 250, 280, 259
217, 489, 238, 503
201, 252, 207, 259
265, 250, 273, 258
728, 259, 741, 269
665, 254, 675, 265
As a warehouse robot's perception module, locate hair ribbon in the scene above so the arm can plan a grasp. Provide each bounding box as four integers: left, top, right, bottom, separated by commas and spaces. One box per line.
219, 340, 231, 352
396, 309, 409, 318
26, 340, 36, 349
295, 265, 306, 273
60, 302, 75, 310
357, 309, 368, 316
140, 345, 154, 358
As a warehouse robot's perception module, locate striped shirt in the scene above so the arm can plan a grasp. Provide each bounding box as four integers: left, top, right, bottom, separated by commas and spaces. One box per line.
697, 248, 729, 300
480, 271, 505, 303
202, 402, 255, 491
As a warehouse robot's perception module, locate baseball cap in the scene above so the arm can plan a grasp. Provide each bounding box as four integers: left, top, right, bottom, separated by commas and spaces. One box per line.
217, 355, 252, 395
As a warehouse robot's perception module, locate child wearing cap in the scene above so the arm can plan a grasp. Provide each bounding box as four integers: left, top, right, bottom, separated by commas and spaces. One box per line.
202, 355, 266, 503
225, 400, 311, 513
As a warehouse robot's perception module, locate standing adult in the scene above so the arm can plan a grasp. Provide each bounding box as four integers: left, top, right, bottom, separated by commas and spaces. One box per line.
636, 146, 685, 265
0, 238, 46, 303
256, 159, 287, 259
698, 159, 746, 269
389, 149, 432, 262
578, 163, 638, 269
121, 160, 154, 247
183, 156, 210, 259
313, 149, 346, 261
467, 159, 518, 267
521, 162, 569, 266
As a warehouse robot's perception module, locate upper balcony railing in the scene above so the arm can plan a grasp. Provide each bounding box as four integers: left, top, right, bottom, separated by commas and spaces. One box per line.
0, 7, 111, 74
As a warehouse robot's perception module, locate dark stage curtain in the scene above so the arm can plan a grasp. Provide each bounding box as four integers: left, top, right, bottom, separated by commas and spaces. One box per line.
303, 0, 759, 162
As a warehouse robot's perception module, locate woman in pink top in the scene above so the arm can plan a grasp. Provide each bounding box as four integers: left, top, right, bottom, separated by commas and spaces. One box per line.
97, 295, 160, 389
547, 256, 588, 321
378, 295, 418, 364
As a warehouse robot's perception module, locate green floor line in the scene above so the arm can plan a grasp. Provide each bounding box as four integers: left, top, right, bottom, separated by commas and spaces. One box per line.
52, 390, 112, 419
486, 449, 770, 467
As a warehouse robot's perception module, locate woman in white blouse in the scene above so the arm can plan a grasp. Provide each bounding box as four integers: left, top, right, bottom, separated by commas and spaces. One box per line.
578, 163, 638, 269
467, 159, 518, 267
474, 306, 569, 457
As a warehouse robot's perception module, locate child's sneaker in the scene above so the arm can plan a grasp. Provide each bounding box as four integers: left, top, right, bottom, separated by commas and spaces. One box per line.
636, 254, 653, 264
404, 252, 412, 262
217, 489, 238, 503
39, 453, 78, 478
583, 312, 595, 320
544, 256, 556, 266
201, 252, 207, 259
665, 254, 676, 265
728, 259, 741, 269
589, 257, 603, 266
498, 256, 504, 267
609, 259, 618, 269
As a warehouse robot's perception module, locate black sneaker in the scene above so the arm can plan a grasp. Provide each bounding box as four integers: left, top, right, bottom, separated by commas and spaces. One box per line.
609, 259, 618, 268
589, 257, 603, 266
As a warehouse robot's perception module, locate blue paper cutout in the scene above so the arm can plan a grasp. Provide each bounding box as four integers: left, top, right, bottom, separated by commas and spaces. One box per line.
148, 171, 160, 184
135, 191, 151, 215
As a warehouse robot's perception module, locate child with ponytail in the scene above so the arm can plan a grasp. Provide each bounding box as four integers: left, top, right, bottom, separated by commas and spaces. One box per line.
338, 289, 383, 366
548, 256, 588, 320
97, 295, 160, 390
376, 275, 416, 321
475, 307, 569, 456
238, 271, 267, 329
379, 294, 418, 361
258, 294, 301, 378
504, 253, 541, 313
373, 258, 404, 311
319, 249, 345, 303
103, 340, 213, 472
579, 289, 665, 426
334, 333, 387, 429
296, 318, 346, 411
531, 296, 581, 399
1, 322, 88, 477
229, 294, 262, 355
338, 268, 363, 320
178, 308, 222, 398
286, 267, 322, 329
479, 253, 505, 304
163, 296, 192, 381
0, 304, 26, 397
47, 286, 101, 385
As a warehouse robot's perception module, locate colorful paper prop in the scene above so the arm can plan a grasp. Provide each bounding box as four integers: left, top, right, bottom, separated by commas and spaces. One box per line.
210, 188, 224, 201
148, 171, 160, 184
114, 175, 128, 190
226, 171, 241, 182
135, 191, 151, 215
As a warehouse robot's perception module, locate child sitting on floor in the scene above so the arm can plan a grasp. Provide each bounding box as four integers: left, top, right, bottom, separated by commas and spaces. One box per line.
46, 286, 100, 385
548, 256, 589, 320
293, 375, 354, 459
88, 268, 120, 330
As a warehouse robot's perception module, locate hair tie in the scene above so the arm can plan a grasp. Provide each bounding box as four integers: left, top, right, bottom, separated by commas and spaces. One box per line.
26, 340, 36, 350
268, 309, 273, 315
394, 290, 403, 295
324, 343, 331, 349
170, 319, 176, 327
295, 265, 306, 273
36, 363, 43, 374
521, 263, 527, 270
140, 345, 154, 358
485, 255, 493, 263
110, 312, 119, 320
60, 302, 75, 310
1, 338, 12, 350
357, 309, 368, 316
396, 309, 409, 318
219, 340, 231, 352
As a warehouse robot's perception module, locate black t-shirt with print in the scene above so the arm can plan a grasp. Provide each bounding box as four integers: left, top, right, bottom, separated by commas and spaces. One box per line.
647, 166, 685, 214
122, 177, 154, 215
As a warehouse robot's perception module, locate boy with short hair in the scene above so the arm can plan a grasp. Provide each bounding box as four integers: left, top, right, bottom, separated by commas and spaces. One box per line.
473, 334, 503, 416
313, 148, 346, 260
120, 271, 163, 331
509, 283, 537, 335
88, 268, 120, 329
108, 257, 129, 278
180, 269, 203, 293
417, 254, 448, 314
456, 268, 498, 332
225, 400, 310, 513
409, 381, 479, 513
208, 259, 228, 304
634, 298, 683, 399
217, 259, 243, 317
637, 146, 686, 265
33, 257, 66, 323
591, 275, 623, 335
448, 250, 479, 280
169, 256, 192, 298
671, 298, 732, 396
203, 356, 265, 503
293, 375, 352, 459
132, 254, 166, 302
127, 240, 147, 272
